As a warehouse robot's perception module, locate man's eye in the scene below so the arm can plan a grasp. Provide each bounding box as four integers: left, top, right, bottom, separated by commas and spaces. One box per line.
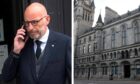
32, 21, 38, 24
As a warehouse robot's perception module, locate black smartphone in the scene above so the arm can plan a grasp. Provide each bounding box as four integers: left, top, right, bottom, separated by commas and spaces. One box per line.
23, 25, 28, 41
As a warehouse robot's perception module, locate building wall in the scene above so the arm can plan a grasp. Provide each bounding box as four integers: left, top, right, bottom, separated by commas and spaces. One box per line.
75, 6, 140, 80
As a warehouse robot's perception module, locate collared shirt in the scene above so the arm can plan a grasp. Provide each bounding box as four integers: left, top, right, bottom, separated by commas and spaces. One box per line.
34, 28, 49, 53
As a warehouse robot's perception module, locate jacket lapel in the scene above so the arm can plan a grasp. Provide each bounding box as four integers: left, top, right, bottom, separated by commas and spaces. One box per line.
38, 30, 56, 79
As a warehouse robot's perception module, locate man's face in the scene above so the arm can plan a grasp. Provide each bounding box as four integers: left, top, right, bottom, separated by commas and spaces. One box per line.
24, 16, 47, 40
24, 4, 50, 40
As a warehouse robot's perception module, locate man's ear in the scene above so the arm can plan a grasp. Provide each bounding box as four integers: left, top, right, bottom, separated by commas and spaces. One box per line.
46, 15, 50, 25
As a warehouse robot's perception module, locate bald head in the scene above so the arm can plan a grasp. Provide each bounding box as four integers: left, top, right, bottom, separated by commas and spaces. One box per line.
24, 2, 48, 21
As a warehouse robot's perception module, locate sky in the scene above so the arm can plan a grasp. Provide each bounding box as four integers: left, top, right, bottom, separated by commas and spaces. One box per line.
93, 0, 140, 26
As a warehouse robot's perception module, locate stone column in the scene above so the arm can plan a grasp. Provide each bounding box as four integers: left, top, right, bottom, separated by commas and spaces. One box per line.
121, 65, 124, 79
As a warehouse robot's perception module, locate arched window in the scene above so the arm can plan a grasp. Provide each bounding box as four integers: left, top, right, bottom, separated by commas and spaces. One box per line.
114, 52, 117, 59
111, 28, 115, 48
121, 51, 125, 59
101, 63, 108, 75
83, 45, 86, 54
125, 50, 129, 58
135, 48, 138, 57
88, 44, 92, 53
110, 62, 118, 75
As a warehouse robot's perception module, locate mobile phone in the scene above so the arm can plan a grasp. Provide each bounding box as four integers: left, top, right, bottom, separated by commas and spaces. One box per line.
23, 25, 28, 41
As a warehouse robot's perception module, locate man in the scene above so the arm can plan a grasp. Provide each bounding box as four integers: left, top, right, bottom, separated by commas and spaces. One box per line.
2, 2, 71, 84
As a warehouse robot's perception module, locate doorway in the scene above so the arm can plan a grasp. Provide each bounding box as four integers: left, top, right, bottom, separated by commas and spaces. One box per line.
124, 65, 130, 78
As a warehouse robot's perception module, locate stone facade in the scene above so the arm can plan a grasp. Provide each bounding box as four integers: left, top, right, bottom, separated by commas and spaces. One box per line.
74, 0, 140, 80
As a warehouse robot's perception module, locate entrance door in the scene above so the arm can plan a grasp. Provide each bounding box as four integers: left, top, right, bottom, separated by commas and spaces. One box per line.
124, 65, 130, 78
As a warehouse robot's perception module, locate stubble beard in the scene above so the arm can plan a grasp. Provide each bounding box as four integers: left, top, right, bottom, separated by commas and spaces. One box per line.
29, 28, 43, 40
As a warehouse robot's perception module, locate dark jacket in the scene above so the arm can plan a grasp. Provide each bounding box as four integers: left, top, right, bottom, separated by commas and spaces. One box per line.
2, 30, 71, 84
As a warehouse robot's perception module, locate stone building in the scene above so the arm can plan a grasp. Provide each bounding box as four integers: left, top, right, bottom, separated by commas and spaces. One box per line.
74, 0, 140, 80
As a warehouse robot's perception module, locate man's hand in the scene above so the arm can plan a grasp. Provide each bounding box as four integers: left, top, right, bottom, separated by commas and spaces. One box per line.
13, 27, 28, 54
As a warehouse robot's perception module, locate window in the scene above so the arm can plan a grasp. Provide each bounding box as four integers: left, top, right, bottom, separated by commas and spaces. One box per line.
102, 66, 108, 75
133, 21, 140, 43
121, 51, 125, 59
94, 34, 96, 39
83, 46, 86, 54
84, 38, 86, 43
114, 52, 116, 59
135, 48, 138, 57
102, 55, 104, 60
88, 44, 92, 53
136, 64, 140, 74
92, 56, 95, 61
102, 54, 107, 60
110, 53, 113, 59
105, 54, 107, 60
110, 63, 118, 75
80, 46, 82, 55
83, 9, 85, 20
87, 13, 90, 21
93, 43, 95, 52
103, 31, 106, 49
94, 42, 97, 49
101, 64, 108, 75
111, 29, 115, 48
121, 25, 127, 45
89, 36, 92, 41
92, 65, 97, 75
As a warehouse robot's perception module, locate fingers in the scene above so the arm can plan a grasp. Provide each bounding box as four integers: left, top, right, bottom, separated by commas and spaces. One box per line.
15, 34, 24, 41
15, 28, 26, 41
17, 28, 25, 35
